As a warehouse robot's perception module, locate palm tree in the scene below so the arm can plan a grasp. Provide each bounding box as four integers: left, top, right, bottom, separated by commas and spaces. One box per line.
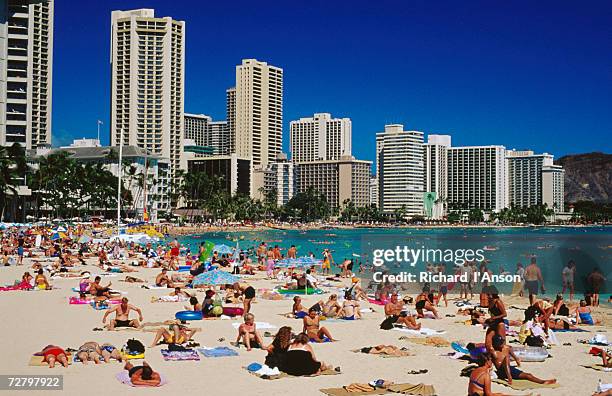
0, 143, 28, 221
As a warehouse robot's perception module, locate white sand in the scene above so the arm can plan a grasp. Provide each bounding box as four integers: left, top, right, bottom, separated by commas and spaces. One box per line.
0, 259, 609, 396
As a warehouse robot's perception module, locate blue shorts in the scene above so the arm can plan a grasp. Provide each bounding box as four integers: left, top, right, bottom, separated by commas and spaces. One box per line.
497, 366, 523, 380
342, 315, 355, 320
295, 311, 307, 319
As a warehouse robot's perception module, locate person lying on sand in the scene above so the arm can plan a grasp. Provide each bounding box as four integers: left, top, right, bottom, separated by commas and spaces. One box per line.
100, 343, 122, 362
40, 345, 69, 368
360, 345, 411, 356
600, 349, 612, 368
491, 335, 556, 385
123, 361, 161, 387
383, 292, 421, 330
415, 287, 440, 319
467, 352, 511, 396
77, 342, 102, 364
102, 297, 143, 330
235, 313, 266, 351
150, 323, 198, 347
292, 296, 308, 318
304, 308, 335, 342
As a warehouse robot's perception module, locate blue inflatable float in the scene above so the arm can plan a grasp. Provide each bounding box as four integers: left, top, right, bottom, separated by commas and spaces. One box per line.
175, 310, 203, 321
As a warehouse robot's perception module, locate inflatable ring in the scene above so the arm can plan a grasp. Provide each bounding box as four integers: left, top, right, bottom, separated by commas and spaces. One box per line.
175, 310, 203, 321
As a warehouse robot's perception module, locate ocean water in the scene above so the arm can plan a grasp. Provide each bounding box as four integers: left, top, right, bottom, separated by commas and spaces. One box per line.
174, 226, 611, 297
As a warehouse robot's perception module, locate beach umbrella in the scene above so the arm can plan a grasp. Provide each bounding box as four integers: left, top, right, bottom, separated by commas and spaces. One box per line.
78, 235, 92, 244
50, 232, 61, 241
276, 256, 323, 268
213, 244, 234, 255
192, 270, 240, 286
55, 226, 67, 232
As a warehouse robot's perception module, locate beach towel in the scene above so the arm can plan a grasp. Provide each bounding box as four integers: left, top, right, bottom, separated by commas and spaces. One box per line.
582, 364, 612, 372
160, 349, 200, 361
553, 328, 588, 333
493, 379, 560, 390
350, 348, 413, 358
121, 351, 145, 360
146, 284, 169, 290
400, 337, 450, 347
197, 347, 238, 357
246, 367, 340, 380
115, 371, 167, 387
320, 383, 436, 396
29, 354, 72, 366
232, 321, 277, 330
393, 327, 445, 336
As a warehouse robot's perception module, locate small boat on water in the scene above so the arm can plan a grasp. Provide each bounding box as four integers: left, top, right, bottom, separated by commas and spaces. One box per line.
483, 245, 498, 251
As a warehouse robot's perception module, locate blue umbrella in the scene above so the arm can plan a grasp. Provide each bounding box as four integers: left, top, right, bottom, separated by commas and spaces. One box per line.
213, 244, 234, 255
192, 270, 240, 286
276, 256, 322, 268
50, 232, 61, 241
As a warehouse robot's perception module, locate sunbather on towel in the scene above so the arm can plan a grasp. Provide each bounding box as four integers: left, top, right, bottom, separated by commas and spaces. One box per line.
468, 352, 511, 396
123, 361, 161, 386
360, 345, 410, 356
491, 335, 556, 385
284, 333, 336, 376
77, 341, 102, 364
100, 343, 122, 362
292, 296, 308, 318
383, 293, 421, 330
235, 313, 266, 351
601, 350, 612, 368
304, 308, 335, 342
150, 323, 198, 347
40, 345, 68, 368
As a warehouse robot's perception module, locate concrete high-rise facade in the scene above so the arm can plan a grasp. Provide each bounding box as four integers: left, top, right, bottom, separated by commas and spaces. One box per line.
183, 113, 230, 155
447, 146, 507, 212
376, 124, 424, 216
295, 155, 371, 210
506, 149, 565, 212
226, 87, 235, 153
289, 113, 351, 163
263, 153, 295, 206
234, 59, 283, 168
542, 165, 565, 212
369, 176, 378, 206
110, 8, 185, 183
1, 0, 54, 148
424, 134, 451, 218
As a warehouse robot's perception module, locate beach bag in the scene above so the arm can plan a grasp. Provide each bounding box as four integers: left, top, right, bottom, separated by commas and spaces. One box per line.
380, 316, 396, 330
525, 335, 544, 347
126, 338, 145, 354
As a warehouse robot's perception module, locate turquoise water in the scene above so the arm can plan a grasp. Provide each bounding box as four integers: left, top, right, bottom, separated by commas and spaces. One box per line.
175, 227, 611, 297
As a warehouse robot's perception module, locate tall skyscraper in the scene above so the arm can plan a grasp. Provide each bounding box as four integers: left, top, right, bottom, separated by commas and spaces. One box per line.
110, 8, 185, 183
376, 124, 424, 215
234, 59, 283, 168
183, 113, 230, 155
289, 113, 351, 163
506, 149, 565, 212
263, 153, 295, 206
226, 87, 235, 153
424, 134, 451, 218
1, 0, 54, 148
447, 145, 507, 212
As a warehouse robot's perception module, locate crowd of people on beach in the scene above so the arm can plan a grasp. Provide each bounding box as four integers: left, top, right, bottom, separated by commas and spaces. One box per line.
0, 222, 610, 394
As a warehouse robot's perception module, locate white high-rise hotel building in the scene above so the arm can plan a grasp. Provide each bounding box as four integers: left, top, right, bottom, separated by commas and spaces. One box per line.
110, 9, 185, 182
447, 145, 507, 212
183, 113, 230, 155
232, 59, 283, 168
376, 124, 424, 215
1, 0, 53, 148
290, 113, 351, 163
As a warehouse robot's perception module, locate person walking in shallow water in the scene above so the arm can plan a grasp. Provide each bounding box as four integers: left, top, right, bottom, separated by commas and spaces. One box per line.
524, 257, 545, 305
561, 260, 576, 301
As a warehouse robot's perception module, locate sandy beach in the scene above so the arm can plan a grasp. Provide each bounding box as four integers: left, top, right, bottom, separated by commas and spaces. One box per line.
1, 255, 610, 396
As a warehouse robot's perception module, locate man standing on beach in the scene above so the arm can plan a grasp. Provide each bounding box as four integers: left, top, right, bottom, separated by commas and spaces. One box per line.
561, 260, 576, 301
524, 257, 545, 305
287, 245, 297, 259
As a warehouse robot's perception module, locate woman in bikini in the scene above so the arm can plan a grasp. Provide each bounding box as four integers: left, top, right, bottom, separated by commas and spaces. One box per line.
303, 308, 335, 342
149, 323, 197, 347
467, 353, 510, 396
40, 345, 69, 368
76, 341, 102, 364
235, 313, 265, 351
415, 287, 440, 319
322, 294, 342, 318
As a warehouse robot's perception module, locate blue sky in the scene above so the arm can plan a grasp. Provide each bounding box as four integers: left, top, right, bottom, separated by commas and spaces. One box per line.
52, 0, 612, 160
